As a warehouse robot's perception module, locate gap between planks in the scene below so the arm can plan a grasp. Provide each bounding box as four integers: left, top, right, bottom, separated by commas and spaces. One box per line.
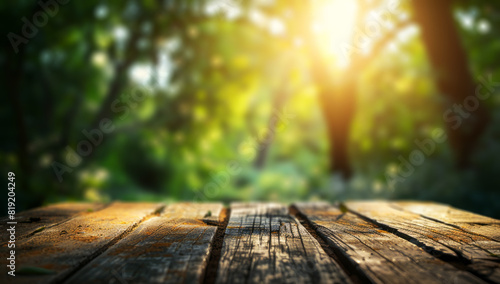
289, 205, 366, 284
6, 202, 499, 284
61, 204, 352, 284
213, 203, 353, 284
61, 203, 356, 284
64, 203, 223, 284
294, 202, 489, 284
56, 204, 166, 284
391, 202, 500, 243
203, 208, 231, 284
345, 201, 500, 284
0, 202, 165, 284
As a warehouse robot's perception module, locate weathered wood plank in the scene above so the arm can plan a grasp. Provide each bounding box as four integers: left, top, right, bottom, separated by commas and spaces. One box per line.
294, 202, 485, 284
0, 203, 105, 244
65, 203, 223, 284
0, 202, 162, 284
346, 201, 500, 283
393, 201, 500, 242
215, 203, 351, 284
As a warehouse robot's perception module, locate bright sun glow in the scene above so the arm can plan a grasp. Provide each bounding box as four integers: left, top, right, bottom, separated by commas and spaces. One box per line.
311, 0, 357, 67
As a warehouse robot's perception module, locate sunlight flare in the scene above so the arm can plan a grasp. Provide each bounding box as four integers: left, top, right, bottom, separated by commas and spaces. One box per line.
311, 0, 358, 67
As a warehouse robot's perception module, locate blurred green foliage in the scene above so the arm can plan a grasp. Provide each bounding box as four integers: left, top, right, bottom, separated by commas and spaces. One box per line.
1, 0, 499, 217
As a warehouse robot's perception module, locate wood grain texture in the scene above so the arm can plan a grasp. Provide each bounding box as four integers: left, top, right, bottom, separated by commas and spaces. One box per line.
215, 203, 351, 284
65, 203, 223, 284
0, 203, 105, 244
0, 202, 162, 284
346, 201, 500, 283
393, 201, 500, 242
4, 201, 499, 284
294, 202, 485, 284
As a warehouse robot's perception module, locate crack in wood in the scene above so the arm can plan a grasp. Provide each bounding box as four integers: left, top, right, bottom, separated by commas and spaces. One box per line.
4, 202, 499, 284
390, 203, 500, 244
204, 208, 230, 284
214, 203, 351, 284
346, 203, 498, 284
294, 202, 488, 284
349, 207, 473, 265
1, 203, 109, 245
290, 205, 368, 284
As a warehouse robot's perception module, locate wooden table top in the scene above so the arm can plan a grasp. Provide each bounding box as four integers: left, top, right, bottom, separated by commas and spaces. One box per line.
1, 201, 499, 284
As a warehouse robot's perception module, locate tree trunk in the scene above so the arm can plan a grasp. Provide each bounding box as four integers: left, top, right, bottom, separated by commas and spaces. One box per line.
253, 90, 287, 169
317, 73, 356, 179
412, 0, 490, 167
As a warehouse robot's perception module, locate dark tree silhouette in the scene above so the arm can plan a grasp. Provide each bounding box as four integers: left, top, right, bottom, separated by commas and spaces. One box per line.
413, 0, 490, 168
